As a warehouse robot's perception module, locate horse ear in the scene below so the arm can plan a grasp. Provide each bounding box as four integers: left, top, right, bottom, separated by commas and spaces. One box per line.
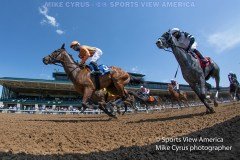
61, 43, 65, 49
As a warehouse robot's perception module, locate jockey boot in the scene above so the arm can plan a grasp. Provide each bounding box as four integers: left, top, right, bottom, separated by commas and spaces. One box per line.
89, 62, 101, 75
193, 49, 207, 64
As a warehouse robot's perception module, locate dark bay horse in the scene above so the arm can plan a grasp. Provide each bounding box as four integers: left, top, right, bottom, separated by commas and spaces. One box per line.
168, 84, 189, 108
43, 44, 142, 117
101, 89, 136, 115
229, 83, 240, 101
156, 31, 220, 114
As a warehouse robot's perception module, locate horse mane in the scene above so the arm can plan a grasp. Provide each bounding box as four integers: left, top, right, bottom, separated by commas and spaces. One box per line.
63, 49, 78, 64
69, 54, 78, 64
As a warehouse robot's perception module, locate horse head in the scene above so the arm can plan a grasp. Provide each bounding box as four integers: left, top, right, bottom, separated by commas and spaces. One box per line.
43, 43, 66, 65
156, 30, 172, 49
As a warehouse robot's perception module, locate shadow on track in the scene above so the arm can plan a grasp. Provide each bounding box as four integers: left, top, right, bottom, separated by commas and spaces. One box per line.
126, 112, 206, 124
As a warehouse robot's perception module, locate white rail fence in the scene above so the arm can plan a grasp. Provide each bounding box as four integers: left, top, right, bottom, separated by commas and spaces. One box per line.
0, 100, 232, 115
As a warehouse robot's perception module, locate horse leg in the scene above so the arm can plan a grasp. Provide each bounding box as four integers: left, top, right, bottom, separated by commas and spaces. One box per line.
108, 102, 115, 114
140, 99, 149, 112
213, 67, 220, 107
112, 98, 123, 115
99, 102, 117, 118
80, 87, 94, 113
183, 95, 190, 107
125, 95, 137, 112
177, 100, 182, 109
190, 82, 215, 114
236, 87, 240, 101
122, 102, 128, 115
171, 98, 174, 108
233, 85, 238, 101
131, 96, 139, 112
185, 100, 190, 107
233, 91, 237, 101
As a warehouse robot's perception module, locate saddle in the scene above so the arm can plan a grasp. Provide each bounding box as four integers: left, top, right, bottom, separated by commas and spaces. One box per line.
86, 64, 111, 76
148, 96, 155, 102
87, 64, 111, 90
98, 64, 111, 75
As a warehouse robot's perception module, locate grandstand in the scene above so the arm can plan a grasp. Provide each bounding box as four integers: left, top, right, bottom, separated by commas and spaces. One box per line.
0, 72, 230, 110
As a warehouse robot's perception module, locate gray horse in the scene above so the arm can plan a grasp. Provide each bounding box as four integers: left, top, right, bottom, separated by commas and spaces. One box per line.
156, 31, 220, 114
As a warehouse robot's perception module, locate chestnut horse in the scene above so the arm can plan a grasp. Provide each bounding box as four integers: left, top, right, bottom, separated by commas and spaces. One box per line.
43, 44, 142, 118
94, 89, 136, 115
168, 84, 189, 108
128, 90, 162, 110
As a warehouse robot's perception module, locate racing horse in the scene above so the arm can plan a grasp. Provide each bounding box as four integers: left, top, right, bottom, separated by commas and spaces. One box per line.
101, 89, 137, 115
43, 44, 142, 118
128, 90, 162, 111
156, 31, 220, 114
229, 82, 240, 101
168, 84, 189, 108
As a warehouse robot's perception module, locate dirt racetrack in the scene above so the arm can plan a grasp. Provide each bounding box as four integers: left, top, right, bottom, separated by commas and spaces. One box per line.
0, 103, 239, 160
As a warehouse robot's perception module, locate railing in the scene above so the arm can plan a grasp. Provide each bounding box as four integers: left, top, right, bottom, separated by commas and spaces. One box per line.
0, 99, 82, 106
0, 100, 233, 115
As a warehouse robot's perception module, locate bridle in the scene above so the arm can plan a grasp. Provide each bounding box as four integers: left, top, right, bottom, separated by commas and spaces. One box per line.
159, 31, 186, 53
48, 49, 64, 67
158, 31, 186, 78
47, 49, 80, 74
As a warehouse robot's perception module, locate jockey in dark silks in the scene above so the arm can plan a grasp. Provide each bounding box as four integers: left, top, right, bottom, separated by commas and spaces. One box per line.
228, 72, 239, 85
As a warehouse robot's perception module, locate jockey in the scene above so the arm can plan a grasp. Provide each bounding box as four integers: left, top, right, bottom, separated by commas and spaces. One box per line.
70, 41, 103, 74
228, 71, 239, 85
171, 79, 180, 93
140, 86, 150, 96
170, 28, 207, 63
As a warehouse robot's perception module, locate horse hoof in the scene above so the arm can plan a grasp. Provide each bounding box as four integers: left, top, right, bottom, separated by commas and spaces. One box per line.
206, 109, 215, 114
112, 116, 118, 119
109, 114, 117, 119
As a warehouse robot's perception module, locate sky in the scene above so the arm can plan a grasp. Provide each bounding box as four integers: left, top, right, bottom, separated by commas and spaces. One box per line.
1, 0, 240, 96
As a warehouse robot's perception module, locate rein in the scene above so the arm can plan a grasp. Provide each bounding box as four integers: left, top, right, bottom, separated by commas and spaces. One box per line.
163, 37, 182, 79
49, 50, 81, 75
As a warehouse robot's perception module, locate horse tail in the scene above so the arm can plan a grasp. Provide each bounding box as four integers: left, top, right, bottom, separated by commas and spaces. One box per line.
129, 75, 144, 85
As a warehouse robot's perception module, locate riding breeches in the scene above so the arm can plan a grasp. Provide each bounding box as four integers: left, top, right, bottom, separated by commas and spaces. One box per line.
90, 48, 102, 62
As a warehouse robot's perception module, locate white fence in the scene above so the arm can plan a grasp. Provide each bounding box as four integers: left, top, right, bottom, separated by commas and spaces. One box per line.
0, 100, 233, 115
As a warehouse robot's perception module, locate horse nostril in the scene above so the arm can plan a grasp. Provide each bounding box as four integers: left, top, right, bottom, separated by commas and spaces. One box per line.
42, 58, 47, 65
156, 41, 160, 44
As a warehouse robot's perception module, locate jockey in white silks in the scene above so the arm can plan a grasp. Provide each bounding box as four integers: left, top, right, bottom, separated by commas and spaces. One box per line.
140, 86, 150, 95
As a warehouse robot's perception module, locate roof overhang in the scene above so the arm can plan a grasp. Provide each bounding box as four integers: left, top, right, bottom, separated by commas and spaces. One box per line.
0, 77, 75, 91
